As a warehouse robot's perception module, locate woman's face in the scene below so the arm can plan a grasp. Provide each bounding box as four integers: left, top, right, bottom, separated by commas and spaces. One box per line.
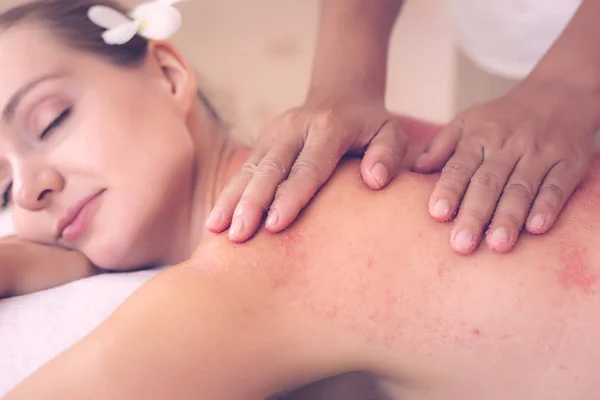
0, 25, 200, 269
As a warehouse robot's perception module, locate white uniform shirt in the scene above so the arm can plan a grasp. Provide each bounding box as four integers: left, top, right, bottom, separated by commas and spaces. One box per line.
449, 0, 581, 79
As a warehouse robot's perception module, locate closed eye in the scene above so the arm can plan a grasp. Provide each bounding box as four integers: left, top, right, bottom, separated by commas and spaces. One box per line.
40, 108, 71, 139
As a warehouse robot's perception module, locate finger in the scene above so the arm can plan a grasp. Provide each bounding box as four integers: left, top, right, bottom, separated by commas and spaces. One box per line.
412, 116, 463, 173
266, 117, 346, 233
450, 153, 516, 254
428, 142, 483, 224
526, 161, 585, 235
485, 157, 548, 252
360, 120, 408, 190
228, 138, 302, 243
206, 149, 266, 233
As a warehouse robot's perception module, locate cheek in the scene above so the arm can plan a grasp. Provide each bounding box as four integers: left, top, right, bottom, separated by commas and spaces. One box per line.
68, 88, 190, 174
54, 109, 178, 179
81, 138, 195, 269
12, 208, 52, 242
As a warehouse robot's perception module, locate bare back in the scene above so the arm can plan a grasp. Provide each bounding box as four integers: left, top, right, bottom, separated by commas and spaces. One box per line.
204, 154, 600, 399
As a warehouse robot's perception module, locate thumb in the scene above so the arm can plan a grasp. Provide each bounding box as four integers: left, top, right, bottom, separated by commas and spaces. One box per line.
412, 117, 463, 173
360, 120, 408, 190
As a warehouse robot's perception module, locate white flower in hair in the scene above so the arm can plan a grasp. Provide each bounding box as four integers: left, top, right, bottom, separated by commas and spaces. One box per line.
88, 0, 185, 45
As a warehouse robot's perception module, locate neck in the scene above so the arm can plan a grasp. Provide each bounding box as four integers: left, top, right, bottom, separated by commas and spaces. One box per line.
189, 137, 251, 249
157, 102, 251, 266
159, 107, 251, 266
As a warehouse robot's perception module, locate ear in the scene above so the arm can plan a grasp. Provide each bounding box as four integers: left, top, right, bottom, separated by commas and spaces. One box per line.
147, 41, 197, 115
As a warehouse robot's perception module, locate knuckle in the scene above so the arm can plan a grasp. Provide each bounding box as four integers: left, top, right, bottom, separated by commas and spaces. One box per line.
307, 110, 347, 150
396, 131, 409, 148
280, 107, 302, 122
441, 161, 473, 184
470, 170, 504, 194
502, 180, 535, 203
476, 124, 504, 145
493, 208, 525, 229
374, 141, 404, 162
379, 121, 408, 148
538, 182, 565, 207
289, 158, 321, 183
257, 157, 287, 178
284, 108, 305, 127
435, 178, 466, 196
240, 160, 260, 176
510, 129, 536, 152
458, 207, 489, 226
312, 109, 340, 130
261, 116, 280, 134
542, 146, 564, 162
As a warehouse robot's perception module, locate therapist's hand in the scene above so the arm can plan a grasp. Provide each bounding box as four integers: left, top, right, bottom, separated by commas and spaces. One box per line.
207, 94, 409, 242
412, 78, 599, 255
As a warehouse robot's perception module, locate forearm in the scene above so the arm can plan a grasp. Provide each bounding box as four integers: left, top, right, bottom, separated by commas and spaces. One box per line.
308, 0, 404, 100
529, 0, 600, 94
0, 239, 97, 298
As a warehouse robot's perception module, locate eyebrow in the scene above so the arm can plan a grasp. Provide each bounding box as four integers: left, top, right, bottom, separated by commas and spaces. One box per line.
2, 73, 64, 124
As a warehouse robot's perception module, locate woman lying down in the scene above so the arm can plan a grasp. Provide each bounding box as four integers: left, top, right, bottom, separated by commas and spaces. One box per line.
3, 0, 600, 399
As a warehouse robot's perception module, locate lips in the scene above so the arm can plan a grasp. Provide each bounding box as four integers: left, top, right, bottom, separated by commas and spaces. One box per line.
57, 189, 105, 241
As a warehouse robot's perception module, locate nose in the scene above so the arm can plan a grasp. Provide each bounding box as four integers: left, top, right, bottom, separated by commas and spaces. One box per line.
13, 163, 65, 211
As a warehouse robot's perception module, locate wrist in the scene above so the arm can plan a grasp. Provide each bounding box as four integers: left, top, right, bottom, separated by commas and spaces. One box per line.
308, 0, 401, 105
306, 80, 385, 107
524, 0, 600, 101
509, 74, 600, 134
529, 60, 600, 97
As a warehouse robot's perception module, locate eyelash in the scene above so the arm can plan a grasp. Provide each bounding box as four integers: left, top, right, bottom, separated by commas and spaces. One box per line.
40, 107, 71, 139
1, 182, 11, 209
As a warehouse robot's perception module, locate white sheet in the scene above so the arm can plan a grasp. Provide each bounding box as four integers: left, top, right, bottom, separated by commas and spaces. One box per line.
0, 267, 164, 396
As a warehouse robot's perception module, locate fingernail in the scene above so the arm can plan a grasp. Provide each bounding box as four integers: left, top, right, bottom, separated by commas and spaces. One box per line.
431, 199, 451, 219
229, 216, 244, 239
371, 163, 390, 187
453, 229, 475, 253
489, 227, 509, 245
234, 206, 244, 218
415, 154, 428, 168
529, 214, 545, 231
206, 208, 222, 226
266, 208, 279, 229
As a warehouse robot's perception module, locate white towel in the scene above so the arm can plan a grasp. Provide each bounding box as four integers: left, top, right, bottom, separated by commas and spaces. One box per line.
0, 266, 164, 396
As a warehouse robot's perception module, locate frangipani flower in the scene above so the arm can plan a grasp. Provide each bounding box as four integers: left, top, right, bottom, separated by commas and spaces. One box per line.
88, 0, 185, 45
